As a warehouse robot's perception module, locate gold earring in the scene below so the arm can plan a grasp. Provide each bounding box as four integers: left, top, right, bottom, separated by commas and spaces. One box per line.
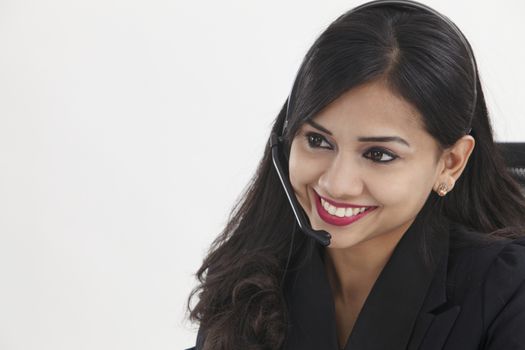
437, 183, 448, 196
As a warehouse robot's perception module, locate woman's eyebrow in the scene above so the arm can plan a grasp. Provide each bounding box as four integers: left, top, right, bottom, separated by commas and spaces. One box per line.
306, 119, 333, 135
357, 136, 411, 147
305, 119, 411, 147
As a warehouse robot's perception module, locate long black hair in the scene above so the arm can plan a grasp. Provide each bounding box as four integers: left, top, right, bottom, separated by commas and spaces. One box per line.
187, 2, 525, 349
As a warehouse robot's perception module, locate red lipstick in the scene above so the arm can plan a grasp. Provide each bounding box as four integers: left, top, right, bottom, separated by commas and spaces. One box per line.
314, 191, 377, 227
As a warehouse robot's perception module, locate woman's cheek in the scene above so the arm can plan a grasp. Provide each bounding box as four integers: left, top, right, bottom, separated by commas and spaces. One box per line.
367, 170, 415, 205
288, 153, 311, 205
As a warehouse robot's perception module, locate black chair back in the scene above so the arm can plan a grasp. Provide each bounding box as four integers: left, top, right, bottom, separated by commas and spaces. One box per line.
496, 142, 525, 187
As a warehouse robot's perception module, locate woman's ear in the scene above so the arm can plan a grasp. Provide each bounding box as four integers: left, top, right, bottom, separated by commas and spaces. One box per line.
434, 135, 476, 192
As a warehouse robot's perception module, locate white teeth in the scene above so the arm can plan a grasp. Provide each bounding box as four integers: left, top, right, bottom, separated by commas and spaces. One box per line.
335, 207, 345, 217
320, 198, 370, 218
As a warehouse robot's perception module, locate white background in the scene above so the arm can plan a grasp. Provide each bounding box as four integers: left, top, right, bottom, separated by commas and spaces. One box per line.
0, 0, 524, 349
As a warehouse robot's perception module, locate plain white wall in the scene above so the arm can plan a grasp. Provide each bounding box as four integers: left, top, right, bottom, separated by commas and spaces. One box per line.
0, 0, 523, 349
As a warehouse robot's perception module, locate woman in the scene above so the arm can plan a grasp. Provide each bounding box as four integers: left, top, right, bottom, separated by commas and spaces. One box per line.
186, 0, 525, 349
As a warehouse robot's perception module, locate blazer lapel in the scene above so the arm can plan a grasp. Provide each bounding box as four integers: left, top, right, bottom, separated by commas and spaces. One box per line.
406, 217, 461, 350
284, 200, 458, 350
345, 209, 452, 350
411, 304, 461, 350
283, 242, 339, 349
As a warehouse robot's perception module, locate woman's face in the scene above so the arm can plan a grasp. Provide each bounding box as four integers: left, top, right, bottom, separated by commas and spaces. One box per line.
289, 80, 444, 249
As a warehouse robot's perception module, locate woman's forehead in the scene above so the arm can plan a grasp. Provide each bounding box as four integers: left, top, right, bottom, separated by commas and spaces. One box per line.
303, 84, 426, 141
313, 82, 423, 128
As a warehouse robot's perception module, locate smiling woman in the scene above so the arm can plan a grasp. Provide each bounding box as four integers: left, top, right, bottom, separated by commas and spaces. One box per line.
186, 1, 525, 349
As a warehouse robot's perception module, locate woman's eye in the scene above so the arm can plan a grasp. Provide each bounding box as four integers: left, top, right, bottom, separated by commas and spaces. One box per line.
364, 148, 398, 163
304, 132, 397, 163
305, 132, 332, 149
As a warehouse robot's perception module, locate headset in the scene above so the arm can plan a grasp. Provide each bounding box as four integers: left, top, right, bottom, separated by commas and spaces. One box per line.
269, 0, 478, 247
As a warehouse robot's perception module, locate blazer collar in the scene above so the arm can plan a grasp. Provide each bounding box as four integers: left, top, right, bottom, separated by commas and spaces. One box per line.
283, 205, 451, 350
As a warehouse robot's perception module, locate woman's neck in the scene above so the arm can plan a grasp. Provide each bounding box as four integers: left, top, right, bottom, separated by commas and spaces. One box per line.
323, 224, 409, 303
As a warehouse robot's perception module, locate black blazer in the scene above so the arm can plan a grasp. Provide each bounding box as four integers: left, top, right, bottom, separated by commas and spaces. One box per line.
186, 211, 525, 349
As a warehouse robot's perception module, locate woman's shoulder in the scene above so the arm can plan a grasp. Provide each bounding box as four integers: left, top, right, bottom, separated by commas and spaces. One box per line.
447, 225, 525, 349
447, 221, 525, 275
447, 221, 525, 274
448, 221, 525, 321
478, 235, 525, 348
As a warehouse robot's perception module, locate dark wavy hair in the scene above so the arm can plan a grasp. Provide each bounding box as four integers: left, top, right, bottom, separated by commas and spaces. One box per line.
187, 2, 525, 349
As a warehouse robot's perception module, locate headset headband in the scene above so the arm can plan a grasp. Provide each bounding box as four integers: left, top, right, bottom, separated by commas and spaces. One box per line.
282, 0, 477, 137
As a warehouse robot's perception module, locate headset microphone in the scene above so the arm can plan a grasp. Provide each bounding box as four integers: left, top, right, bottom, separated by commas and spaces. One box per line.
270, 133, 332, 246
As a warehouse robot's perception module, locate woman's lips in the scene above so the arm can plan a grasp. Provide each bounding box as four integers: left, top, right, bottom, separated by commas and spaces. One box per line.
319, 193, 374, 208
314, 191, 377, 227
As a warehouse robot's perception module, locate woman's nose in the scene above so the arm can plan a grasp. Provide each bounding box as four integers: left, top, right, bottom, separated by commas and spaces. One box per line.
318, 152, 364, 200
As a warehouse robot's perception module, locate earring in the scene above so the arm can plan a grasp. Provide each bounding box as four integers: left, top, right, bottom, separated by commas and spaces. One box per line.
437, 183, 448, 197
